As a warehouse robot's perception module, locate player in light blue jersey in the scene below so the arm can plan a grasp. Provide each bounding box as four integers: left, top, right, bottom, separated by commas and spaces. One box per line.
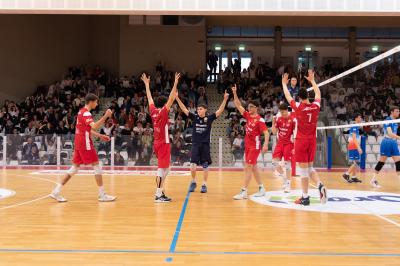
343, 113, 363, 183
371, 106, 400, 188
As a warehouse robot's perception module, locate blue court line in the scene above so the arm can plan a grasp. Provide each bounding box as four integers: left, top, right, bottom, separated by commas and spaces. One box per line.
0, 249, 399, 257
168, 183, 192, 253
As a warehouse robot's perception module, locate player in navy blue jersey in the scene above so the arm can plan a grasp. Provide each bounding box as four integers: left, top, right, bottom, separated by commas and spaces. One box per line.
176, 90, 229, 193
371, 106, 400, 188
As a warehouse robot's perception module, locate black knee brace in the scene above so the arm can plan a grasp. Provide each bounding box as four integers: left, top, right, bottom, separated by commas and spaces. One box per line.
396, 161, 400, 172
375, 161, 385, 172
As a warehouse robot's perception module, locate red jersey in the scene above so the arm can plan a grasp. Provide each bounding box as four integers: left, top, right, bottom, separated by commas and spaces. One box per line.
275, 114, 295, 144
290, 99, 320, 139
74, 107, 94, 151
243, 111, 268, 150
150, 104, 170, 145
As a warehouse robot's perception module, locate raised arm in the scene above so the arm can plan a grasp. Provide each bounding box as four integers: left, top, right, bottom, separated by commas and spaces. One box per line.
305, 69, 321, 100
90, 109, 112, 130
281, 73, 293, 103
141, 73, 154, 106
176, 94, 189, 116
215, 90, 229, 117
165, 72, 181, 109
231, 84, 245, 115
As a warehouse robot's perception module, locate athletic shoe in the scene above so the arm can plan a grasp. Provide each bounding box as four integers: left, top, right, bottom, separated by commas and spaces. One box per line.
342, 173, 352, 183
200, 185, 207, 193
319, 183, 327, 204
351, 177, 362, 183
49, 192, 67, 203
154, 193, 172, 203
253, 186, 266, 197
370, 179, 381, 188
98, 194, 117, 202
294, 196, 310, 206
189, 182, 197, 192
283, 180, 291, 193
233, 189, 248, 200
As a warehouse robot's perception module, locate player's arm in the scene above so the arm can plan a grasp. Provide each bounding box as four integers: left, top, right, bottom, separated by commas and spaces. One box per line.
141, 73, 154, 106
281, 73, 294, 103
176, 95, 189, 116
231, 84, 245, 115
90, 109, 113, 130
385, 127, 400, 140
215, 90, 229, 117
165, 72, 181, 109
305, 69, 321, 100
271, 116, 277, 135
262, 129, 270, 153
91, 130, 111, 142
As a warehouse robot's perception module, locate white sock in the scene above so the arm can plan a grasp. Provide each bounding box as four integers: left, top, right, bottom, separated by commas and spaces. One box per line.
241, 187, 247, 191
99, 186, 105, 196
53, 184, 62, 194
302, 193, 309, 198
259, 184, 264, 188
202, 181, 207, 186
191, 179, 196, 183
156, 188, 163, 197
345, 171, 350, 175
372, 173, 377, 180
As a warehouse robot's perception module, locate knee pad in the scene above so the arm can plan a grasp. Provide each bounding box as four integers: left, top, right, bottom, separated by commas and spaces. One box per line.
93, 165, 102, 175
396, 161, 400, 172
157, 168, 170, 179
375, 161, 385, 172
309, 167, 316, 174
190, 163, 197, 170
164, 168, 170, 178
284, 161, 291, 171
297, 167, 309, 178
67, 165, 78, 176
202, 162, 209, 170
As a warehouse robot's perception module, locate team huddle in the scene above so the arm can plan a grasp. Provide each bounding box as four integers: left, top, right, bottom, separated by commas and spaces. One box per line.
58, 68, 400, 206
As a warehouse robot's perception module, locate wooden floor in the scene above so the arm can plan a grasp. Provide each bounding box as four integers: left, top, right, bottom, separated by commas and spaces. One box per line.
0, 168, 400, 265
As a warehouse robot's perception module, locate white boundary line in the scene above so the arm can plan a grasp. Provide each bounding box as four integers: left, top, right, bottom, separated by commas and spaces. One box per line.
0, 174, 58, 211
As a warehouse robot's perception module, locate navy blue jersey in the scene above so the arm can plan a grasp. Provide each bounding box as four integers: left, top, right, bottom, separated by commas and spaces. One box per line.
188, 112, 217, 143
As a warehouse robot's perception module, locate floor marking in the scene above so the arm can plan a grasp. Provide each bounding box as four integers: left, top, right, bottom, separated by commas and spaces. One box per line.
350, 201, 400, 229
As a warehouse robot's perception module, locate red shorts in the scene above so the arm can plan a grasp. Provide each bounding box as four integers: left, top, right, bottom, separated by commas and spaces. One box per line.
294, 138, 317, 163
154, 143, 171, 168
245, 147, 260, 165
72, 148, 99, 165
272, 142, 294, 161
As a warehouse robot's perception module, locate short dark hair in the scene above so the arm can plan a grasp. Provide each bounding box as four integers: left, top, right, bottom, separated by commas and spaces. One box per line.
353, 112, 362, 120
298, 88, 308, 100
197, 103, 208, 109
85, 93, 99, 103
248, 100, 260, 108
156, 96, 168, 108
279, 103, 288, 110
390, 106, 399, 113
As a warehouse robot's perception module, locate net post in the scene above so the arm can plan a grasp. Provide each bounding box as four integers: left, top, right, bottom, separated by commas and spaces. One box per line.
218, 137, 222, 169
3, 136, 7, 167
110, 136, 115, 167
360, 135, 366, 170
327, 135, 332, 170
56, 136, 61, 166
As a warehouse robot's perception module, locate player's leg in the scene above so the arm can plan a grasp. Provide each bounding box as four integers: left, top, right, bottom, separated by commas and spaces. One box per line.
351, 161, 362, 183
272, 144, 284, 177
252, 163, 266, 197
200, 162, 209, 193
189, 144, 200, 192
199, 143, 211, 193
282, 143, 293, 193
309, 166, 327, 204
92, 162, 117, 202
50, 163, 80, 202
371, 155, 387, 188
233, 150, 252, 200
154, 143, 172, 203
295, 162, 311, 206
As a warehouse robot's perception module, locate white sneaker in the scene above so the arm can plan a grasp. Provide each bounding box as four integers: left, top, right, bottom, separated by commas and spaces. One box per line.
370, 179, 381, 188
98, 194, 117, 202
49, 192, 67, 203
253, 186, 266, 197
233, 189, 248, 200
283, 180, 291, 193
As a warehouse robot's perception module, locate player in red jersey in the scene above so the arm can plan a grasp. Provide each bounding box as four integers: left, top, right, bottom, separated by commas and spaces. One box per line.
231, 84, 270, 200
282, 70, 327, 206
271, 103, 295, 193
50, 93, 116, 202
141, 72, 180, 203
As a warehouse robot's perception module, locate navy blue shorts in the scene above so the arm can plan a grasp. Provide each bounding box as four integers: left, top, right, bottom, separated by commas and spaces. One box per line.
380, 138, 400, 157
348, 149, 360, 161
191, 143, 212, 165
